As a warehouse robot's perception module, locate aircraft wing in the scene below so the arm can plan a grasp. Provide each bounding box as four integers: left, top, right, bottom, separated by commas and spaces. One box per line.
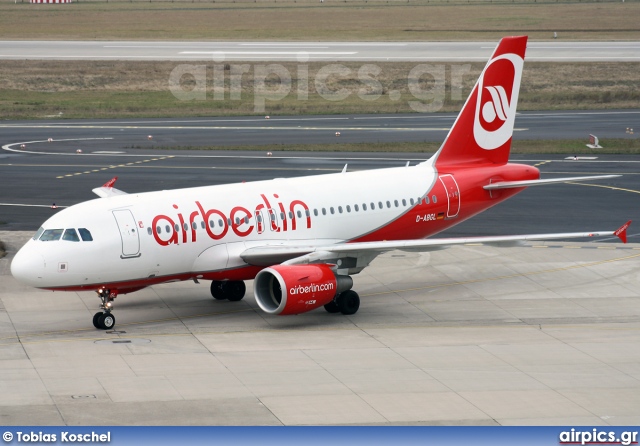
240, 221, 631, 268
92, 176, 128, 198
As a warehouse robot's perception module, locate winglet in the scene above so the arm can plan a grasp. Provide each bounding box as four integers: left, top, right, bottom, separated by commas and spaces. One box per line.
103, 177, 118, 188
614, 221, 632, 243
92, 176, 128, 198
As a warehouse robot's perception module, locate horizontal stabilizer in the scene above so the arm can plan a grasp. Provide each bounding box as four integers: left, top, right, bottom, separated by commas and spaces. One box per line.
484, 175, 620, 190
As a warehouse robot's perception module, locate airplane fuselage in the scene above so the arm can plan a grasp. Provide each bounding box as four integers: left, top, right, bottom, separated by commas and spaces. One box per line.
11, 159, 538, 292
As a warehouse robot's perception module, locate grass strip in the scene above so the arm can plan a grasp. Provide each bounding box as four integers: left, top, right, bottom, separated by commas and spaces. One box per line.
1, 2, 638, 41
1, 61, 639, 120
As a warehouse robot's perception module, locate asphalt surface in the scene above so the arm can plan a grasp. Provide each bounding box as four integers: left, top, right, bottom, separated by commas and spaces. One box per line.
1, 110, 638, 147
2, 41, 640, 61
1, 110, 639, 239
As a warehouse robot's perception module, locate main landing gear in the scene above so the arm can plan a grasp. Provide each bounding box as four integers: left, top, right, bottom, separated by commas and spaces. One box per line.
93, 288, 117, 330
324, 289, 360, 315
210, 280, 246, 302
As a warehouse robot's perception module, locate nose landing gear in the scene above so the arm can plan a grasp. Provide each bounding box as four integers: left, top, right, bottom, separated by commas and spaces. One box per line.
93, 288, 118, 330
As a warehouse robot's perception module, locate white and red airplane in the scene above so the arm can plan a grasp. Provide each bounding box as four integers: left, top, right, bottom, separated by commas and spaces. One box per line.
11, 36, 630, 330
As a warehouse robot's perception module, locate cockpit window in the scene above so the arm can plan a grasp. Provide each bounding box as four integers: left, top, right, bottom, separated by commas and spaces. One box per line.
78, 228, 93, 242
39, 229, 63, 241
33, 227, 45, 240
62, 229, 80, 242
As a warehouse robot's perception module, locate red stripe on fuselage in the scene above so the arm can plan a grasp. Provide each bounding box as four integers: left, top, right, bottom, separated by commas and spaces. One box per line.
41, 265, 264, 293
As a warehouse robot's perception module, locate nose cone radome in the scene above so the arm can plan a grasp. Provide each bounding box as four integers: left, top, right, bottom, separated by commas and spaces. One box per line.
11, 244, 45, 287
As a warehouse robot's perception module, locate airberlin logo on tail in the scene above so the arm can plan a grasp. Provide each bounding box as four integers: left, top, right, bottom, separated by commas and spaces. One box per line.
482, 86, 510, 124
473, 53, 524, 151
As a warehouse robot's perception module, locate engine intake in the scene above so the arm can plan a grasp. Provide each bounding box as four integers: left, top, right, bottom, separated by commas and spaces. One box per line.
254, 264, 352, 315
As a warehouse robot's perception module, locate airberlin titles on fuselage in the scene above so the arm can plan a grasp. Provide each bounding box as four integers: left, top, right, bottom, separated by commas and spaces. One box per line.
151, 193, 312, 246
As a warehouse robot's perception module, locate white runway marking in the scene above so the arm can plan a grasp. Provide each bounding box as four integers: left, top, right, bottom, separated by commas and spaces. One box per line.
0, 203, 68, 208
179, 51, 358, 55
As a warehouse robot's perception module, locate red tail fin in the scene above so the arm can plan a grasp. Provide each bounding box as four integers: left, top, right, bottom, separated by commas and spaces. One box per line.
434, 36, 528, 168
614, 220, 632, 243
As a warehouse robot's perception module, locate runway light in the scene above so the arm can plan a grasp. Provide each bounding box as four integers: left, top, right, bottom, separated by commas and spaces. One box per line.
267, 152, 273, 156
20, 144, 26, 149
265, 116, 270, 119
148, 135, 153, 140
76, 149, 83, 153
47, 138, 53, 142
335, 132, 341, 136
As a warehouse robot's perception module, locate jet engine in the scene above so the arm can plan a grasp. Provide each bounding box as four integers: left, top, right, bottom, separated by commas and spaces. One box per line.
253, 264, 353, 315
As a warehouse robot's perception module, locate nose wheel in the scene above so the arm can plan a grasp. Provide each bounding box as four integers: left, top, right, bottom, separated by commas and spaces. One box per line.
93, 311, 116, 330
94, 288, 118, 330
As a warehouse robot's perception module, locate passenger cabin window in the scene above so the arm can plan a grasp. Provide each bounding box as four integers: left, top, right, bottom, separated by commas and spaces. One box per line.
40, 229, 63, 241
62, 229, 80, 242
147, 227, 152, 235
432, 195, 437, 203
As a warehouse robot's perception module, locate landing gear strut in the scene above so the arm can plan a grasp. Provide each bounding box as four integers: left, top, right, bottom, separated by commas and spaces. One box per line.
210, 280, 246, 302
93, 288, 117, 330
324, 289, 360, 315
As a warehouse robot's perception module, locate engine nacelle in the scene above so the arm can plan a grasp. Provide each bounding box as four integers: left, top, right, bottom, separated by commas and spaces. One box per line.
254, 264, 353, 315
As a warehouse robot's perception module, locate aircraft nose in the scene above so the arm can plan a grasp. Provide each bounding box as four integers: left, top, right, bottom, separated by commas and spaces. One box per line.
10, 245, 45, 287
